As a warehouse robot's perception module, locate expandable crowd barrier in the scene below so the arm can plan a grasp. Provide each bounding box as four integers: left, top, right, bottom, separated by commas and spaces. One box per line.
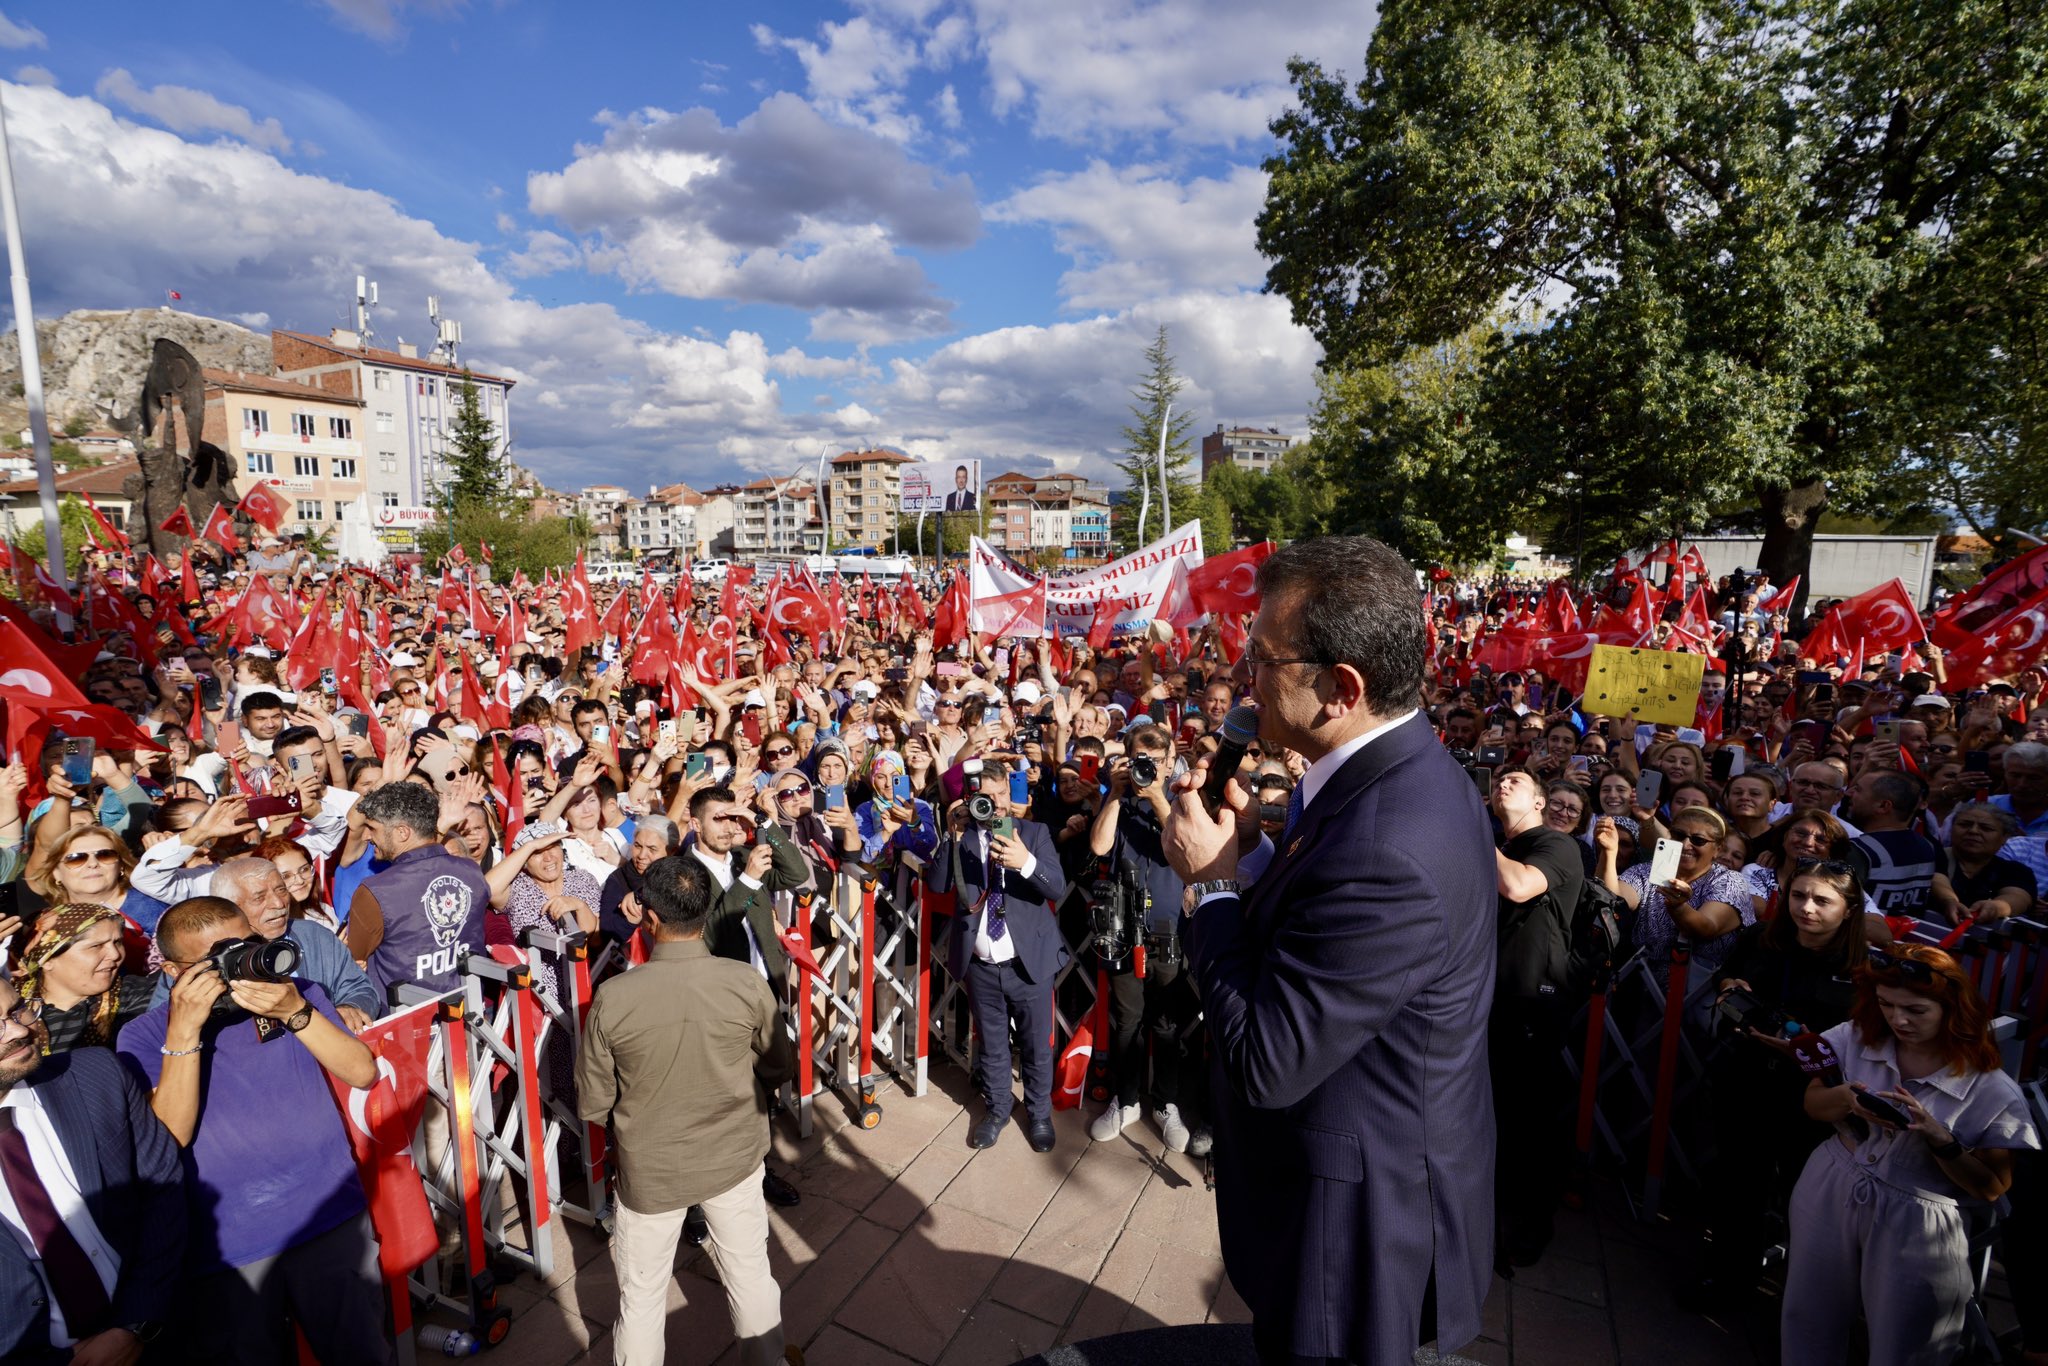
325, 861, 2048, 1358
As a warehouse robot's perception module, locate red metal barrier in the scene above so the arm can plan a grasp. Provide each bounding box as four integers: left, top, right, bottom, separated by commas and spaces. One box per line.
1575, 982, 1610, 1159
1643, 943, 1691, 1216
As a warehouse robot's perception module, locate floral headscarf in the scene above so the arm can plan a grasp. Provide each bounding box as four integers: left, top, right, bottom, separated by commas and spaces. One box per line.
11, 903, 126, 1051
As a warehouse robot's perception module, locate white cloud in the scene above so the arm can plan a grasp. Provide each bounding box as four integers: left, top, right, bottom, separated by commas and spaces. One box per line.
317, 0, 467, 41
992, 160, 1269, 310
527, 93, 978, 338
501, 229, 581, 278
94, 69, 294, 153
931, 84, 962, 130
0, 12, 44, 49
232, 311, 272, 328
12, 63, 52, 86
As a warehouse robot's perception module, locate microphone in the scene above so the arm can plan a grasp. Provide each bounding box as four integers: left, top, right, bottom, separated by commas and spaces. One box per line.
1202, 706, 1261, 814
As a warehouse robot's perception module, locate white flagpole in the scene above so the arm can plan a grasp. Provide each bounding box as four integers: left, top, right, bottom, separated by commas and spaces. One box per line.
0, 88, 68, 620
1157, 401, 1172, 533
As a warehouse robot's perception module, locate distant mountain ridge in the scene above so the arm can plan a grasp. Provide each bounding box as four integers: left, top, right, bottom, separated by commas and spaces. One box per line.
0, 307, 271, 438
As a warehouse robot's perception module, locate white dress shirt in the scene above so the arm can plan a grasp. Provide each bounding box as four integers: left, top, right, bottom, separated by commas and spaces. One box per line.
693, 845, 769, 979
965, 828, 1037, 965
0, 1087, 122, 1349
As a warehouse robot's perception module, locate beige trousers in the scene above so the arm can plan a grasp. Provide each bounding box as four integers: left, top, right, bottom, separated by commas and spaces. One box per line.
611, 1162, 786, 1366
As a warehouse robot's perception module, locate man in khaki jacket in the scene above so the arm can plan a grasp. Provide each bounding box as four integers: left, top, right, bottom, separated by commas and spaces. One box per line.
576, 855, 797, 1366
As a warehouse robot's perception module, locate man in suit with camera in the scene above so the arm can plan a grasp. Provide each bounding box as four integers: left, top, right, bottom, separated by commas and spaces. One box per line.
1166, 536, 1497, 1366
1, 975, 185, 1366
926, 763, 1068, 1151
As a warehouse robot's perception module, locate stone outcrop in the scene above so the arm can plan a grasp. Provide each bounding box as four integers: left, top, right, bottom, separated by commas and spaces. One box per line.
0, 307, 269, 433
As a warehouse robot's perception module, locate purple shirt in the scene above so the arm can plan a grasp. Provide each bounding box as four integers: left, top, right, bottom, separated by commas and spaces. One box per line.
117, 983, 365, 1273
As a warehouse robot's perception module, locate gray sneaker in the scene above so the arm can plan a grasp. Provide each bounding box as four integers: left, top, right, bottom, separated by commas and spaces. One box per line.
1186, 1123, 1213, 1158
1158, 1103, 1191, 1153
1090, 1102, 1141, 1142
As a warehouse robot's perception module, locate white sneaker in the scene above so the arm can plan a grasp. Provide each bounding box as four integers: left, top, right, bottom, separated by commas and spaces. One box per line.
1186, 1124, 1213, 1158
1090, 1102, 1140, 1142
1158, 1103, 1191, 1153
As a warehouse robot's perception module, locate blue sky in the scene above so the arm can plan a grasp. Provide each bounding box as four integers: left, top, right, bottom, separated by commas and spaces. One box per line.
0, 0, 1374, 493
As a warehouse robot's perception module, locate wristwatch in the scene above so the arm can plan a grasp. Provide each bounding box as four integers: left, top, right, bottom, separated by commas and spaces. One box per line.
1930, 1135, 1965, 1160
122, 1322, 165, 1344
283, 1006, 315, 1034
1186, 878, 1240, 904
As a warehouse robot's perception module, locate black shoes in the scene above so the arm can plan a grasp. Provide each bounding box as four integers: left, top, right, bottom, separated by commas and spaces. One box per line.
1027, 1118, 1056, 1153
683, 1207, 709, 1246
967, 1113, 1004, 1149
762, 1169, 802, 1207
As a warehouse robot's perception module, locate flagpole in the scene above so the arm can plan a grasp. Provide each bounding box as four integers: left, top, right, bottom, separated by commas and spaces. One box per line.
1156, 401, 1172, 534
0, 87, 69, 626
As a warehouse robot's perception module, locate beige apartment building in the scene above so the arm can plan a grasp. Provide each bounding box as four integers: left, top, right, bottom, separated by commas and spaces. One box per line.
202, 369, 367, 533
828, 449, 911, 550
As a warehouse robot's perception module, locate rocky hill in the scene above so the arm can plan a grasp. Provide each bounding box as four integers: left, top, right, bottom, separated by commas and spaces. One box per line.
0, 307, 269, 437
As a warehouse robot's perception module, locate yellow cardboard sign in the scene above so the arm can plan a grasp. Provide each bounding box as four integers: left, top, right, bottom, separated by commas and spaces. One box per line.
1582, 645, 1706, 727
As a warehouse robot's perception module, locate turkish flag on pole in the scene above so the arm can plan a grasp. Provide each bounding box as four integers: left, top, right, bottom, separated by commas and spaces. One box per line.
1830, 577, 1927, 655
563, 554, 596, 656
201, 503, 241, 553
0, 618, 95, 707
78, 493, 130, 551
238, 482, 288, 533
1187, 541, 1274, 618
158, 504, 196, 538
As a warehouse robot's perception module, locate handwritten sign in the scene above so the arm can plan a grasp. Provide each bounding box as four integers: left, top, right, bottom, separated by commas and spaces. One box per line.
1582, 645, 1706, 727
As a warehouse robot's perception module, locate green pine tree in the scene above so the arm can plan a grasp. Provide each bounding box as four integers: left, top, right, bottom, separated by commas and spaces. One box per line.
1113, 326, 1200, 552
446, 373, 503, 510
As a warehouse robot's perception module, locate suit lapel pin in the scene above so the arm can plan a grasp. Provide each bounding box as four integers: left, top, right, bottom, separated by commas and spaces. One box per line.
1287, 837, 1303, 858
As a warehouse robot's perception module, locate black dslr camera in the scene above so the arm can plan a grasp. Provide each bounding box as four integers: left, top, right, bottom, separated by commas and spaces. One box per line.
1130, 755, 1158, 789
965, 792, 999, 826
205, 935, 302, 985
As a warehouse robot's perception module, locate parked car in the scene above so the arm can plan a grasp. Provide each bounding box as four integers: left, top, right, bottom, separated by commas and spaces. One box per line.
692, 557, 731, 583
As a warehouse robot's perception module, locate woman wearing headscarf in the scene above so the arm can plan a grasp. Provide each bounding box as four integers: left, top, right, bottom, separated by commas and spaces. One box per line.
853, 749, 937, 867
11, 903, 157, 1053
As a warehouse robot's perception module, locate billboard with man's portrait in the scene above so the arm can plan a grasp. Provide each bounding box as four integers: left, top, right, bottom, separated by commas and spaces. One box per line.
902, 459, 981, 514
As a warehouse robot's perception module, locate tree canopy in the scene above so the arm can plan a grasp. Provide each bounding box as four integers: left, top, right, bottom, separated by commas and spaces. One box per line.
1258, 0, 2048, 594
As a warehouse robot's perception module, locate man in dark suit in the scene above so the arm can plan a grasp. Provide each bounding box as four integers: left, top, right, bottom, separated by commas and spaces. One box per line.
926, 763, 1069, 1151
1166, 535, 1497, 1366
1, 975, 185, 1366
685, 785, 809, 1213
944, 464, 977, 512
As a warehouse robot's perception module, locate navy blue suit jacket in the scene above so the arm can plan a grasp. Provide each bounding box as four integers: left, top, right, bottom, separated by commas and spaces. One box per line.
1, 1048, 186, 1360
925, 819, 1070, 984
1186, 713, 1497, 1365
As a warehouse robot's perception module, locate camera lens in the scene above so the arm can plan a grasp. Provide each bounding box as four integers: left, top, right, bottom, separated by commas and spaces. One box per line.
966, 793, 998, 825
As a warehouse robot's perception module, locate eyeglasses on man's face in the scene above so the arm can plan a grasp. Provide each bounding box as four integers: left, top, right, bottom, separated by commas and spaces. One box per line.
1242, 643, 1323, 675
2, 997, 44, 1030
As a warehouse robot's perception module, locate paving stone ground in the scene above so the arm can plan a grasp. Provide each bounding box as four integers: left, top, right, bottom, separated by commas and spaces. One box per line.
417, 1065, 2026, 1365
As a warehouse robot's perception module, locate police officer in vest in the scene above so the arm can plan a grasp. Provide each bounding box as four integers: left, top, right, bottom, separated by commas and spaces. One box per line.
345, 782, 489, 1006
1084, 722, 1204, 1152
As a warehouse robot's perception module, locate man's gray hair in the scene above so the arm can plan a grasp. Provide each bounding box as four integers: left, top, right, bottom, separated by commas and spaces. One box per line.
637, 813, 682, 854
2005, 741, 2048, 770
1254, 536, 1425, 715
357, 781, 441, 839
211, 856, 279, 907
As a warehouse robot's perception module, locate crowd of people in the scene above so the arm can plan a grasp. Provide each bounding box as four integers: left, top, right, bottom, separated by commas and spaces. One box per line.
0, 524, 2044, 1365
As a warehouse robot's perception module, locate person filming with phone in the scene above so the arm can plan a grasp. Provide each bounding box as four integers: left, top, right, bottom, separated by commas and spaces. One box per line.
1781, 944, 2039, 1364
1597, 805, 1755, 999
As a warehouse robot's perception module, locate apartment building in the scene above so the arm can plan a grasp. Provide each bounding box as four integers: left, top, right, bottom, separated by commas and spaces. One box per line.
827, 449, 912, 550
1200, 425, 1293, 479
625, 482, 698, 555
202, 368, 367, 534
272, 327, 515, 535
978, 471, 1111, 559
733, 478, 824, 557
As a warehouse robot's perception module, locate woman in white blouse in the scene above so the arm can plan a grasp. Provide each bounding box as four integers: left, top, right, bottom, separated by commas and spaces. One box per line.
1782, 943, 2039, 1365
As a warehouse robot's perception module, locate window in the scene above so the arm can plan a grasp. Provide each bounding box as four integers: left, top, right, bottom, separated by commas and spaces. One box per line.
294, 455, 320, 477
295, 500, 324, 522
332, 458, 357, 480
288, 412, 315, 439
372, 370, 390, 392
380, 492, 399, 509
378, 452, 398, 474
375, 412, 394, 434
328, 417, 353, 440
334, 501, 350, 522
245, 452, 274, 475
242, 408, 269, 435
416, 376, 437, 397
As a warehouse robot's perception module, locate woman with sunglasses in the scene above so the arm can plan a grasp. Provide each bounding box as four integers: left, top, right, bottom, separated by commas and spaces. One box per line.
10, 903, 156, 1053
24, 823, 167, 957
1782, 944, 2038, 1365
1688, 861, 1870, 1307
1599, 805, 1755, 983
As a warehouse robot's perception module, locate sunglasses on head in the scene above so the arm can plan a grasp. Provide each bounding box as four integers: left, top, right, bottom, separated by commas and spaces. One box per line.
1867, 948, 1937, 984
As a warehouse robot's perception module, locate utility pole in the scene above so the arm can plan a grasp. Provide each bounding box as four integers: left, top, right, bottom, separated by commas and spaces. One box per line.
0, 88, 67, 623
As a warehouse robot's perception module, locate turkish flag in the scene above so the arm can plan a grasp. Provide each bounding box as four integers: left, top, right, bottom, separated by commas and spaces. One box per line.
1052, 1016, 1094, 1111
158, 504, 196, 537
78, 493, 130, 551
563, 555, 596, 656
595, 584, 633, 646
238, 482, 288, 534
322, 1006, 441, 1282
0, 618, 94, 707
1829, 578, 1926, 655
1087, 595, 1125, 652
16, 701, 165, 750
1933, 543, 2048, 650
1188, 541, 1273, 618
201, 503, 240, 553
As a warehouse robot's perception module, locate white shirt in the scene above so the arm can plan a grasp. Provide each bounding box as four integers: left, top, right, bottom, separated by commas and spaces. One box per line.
692, 844, 769, 979
0, 1086, 122, 1349
965, 828, 1038, 965
1198, 709, 1417, 910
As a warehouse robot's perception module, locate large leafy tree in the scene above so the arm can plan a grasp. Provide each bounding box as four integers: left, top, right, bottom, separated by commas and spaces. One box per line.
1259, 0, 2048, 605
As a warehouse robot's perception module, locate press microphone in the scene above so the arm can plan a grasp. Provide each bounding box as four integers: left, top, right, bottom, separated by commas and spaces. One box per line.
1202, 705, 1260, 814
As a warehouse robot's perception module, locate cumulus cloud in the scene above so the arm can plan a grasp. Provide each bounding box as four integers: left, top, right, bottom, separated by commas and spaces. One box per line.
527, 92, 979, 339
94, 69, 294, 153
0, 12, 44, 49
12, 64, 53, 86
993, 161, 1270, 310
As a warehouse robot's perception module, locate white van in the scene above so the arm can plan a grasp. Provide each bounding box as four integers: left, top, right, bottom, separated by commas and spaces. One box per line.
692, 558, 732, 583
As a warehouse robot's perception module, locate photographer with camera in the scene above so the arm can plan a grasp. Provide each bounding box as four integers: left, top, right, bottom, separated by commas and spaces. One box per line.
1085, 723, 1202, 1152
115, 895, 391, 1366
926, 761, 1069, 1151
1686, 860, 1869, 1309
